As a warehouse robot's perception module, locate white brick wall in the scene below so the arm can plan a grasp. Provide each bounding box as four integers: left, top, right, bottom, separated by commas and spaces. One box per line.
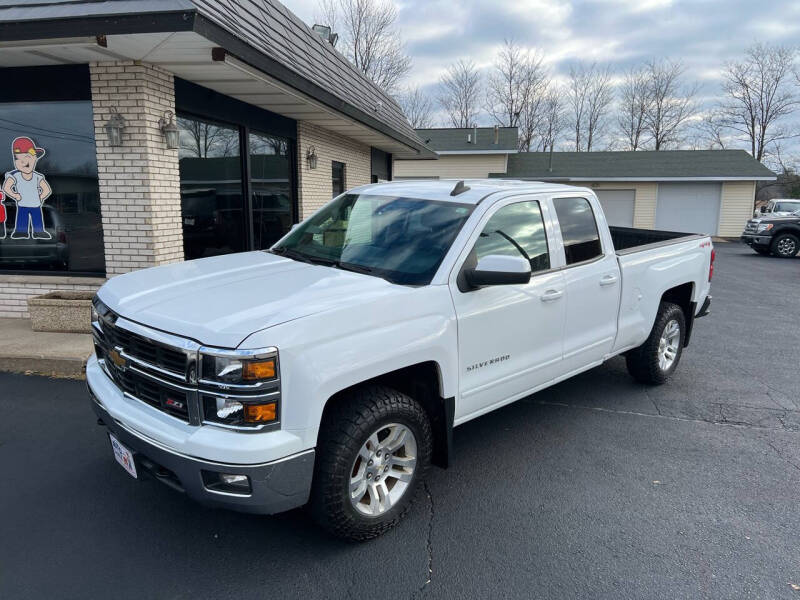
296, 121, 371, 218
91, 61, 184, 275
0, 276, 104, 319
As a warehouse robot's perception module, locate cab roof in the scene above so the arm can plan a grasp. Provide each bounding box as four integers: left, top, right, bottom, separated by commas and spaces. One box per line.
349, 179, 590, 204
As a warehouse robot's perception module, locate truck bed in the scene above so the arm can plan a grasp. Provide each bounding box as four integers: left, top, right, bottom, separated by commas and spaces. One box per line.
610, 226, 706, 255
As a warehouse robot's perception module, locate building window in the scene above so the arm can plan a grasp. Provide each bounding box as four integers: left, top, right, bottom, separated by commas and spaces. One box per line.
178, 115, 245, 259
332, 161, 345, 197
249, 131, 292, 249
0, 95, 104, 275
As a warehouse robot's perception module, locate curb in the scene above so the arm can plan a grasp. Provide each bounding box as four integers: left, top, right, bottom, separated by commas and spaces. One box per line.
0, 356, 88, 379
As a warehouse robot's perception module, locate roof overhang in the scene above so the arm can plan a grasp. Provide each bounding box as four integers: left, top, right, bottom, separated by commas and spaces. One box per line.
0, 12, 435, 159
435, 150, 517, 155
497, 176, 777, 182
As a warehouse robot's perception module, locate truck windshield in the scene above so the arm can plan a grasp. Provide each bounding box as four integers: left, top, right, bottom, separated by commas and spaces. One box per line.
271, 193, 473, 285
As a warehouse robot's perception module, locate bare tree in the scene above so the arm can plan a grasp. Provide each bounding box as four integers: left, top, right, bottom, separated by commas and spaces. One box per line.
720, 43, 799, 162
642, 59, 698, 150
536, 90, 566, 152
567, 63, 614, 151
485, 40, 548, 151
178, 117, 239, 158
438, 59, 482, 128
617, 66, 651, 150
315, 0, 411, 93
693, 110, 728, 150
395, 85, 435, 128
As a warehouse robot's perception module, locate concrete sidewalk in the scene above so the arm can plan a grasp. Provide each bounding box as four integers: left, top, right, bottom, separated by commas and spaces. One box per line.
0, 318, 92, 379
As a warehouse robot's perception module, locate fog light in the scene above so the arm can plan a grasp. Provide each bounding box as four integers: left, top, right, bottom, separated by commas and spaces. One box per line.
216, 398, 243, 419
244, 402, 277, 423
202, 470, 251, 495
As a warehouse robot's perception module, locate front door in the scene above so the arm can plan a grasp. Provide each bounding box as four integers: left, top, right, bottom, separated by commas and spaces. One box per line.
451, 198, 566, 422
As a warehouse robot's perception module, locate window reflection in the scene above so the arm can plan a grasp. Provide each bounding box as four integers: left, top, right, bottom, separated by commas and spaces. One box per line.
0, 100, 104, 274
474, 201, 550, 273
249, 131, 292, 249
178, 115, 245, 259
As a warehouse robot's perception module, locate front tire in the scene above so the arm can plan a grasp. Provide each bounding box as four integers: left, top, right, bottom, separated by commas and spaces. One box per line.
771, 233, 799, 258
626, 302, 686, 385
310, 385, 432, 541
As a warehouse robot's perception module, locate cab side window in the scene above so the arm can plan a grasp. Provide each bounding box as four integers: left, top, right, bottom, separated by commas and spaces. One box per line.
473, 201, 550, 273
553, 196, 602, 265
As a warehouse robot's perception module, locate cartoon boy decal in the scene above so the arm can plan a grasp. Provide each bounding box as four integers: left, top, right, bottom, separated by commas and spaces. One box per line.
0, 189, 5, 240
3, 136, 52, 240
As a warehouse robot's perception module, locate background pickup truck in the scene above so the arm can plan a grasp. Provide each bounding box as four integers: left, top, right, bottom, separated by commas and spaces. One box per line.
87, 179, 713, 540
741, 208, 800, 258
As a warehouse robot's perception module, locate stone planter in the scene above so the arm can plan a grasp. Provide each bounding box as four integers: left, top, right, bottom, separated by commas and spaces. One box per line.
27, 291, 95, 334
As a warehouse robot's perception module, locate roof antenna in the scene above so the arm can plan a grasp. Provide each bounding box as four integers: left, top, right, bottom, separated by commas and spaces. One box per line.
450, 180, 471, 196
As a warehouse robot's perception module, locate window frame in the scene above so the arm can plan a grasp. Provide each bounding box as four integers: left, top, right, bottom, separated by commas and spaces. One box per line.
0, 64, 104, 277
549, 195, 607, 269
332, 161, 346, 197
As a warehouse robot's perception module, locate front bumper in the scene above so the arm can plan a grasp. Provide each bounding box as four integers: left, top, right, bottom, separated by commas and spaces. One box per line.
740, 233, 772, 247
89, 388, 315, 515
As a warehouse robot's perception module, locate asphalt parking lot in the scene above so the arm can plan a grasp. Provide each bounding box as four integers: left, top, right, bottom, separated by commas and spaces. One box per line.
1, 242, 799, 600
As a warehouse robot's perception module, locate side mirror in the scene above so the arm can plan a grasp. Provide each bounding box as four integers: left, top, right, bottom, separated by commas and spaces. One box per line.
464, 254, 531, 288
759, 206, 767, 214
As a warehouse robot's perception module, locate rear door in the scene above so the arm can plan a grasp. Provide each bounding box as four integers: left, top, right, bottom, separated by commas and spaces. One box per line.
450, 196, 566, 422
550, 195, 621, 373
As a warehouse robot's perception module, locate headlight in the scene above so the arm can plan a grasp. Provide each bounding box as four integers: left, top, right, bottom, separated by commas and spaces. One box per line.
198, 348, 280, 429
757, 223, 774, 233
91, 297, 110, 328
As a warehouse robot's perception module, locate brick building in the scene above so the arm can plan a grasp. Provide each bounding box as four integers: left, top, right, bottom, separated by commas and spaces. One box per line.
0, 0, 433, 317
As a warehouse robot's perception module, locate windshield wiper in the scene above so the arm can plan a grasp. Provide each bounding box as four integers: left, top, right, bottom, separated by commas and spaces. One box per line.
337, 262, 374, 274
271, 247, 338, 267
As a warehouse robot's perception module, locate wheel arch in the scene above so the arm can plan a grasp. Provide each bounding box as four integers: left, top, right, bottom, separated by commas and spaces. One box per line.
660, 281, 694, 347
319, 361, 454, 469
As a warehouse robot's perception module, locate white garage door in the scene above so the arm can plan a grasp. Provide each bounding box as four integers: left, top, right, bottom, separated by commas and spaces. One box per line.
655, 183, 721, 235
596, 190, 635, 227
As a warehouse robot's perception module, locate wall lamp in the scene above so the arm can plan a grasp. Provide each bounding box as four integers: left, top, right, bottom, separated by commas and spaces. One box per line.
158, 111, 180, 149
306, 145, 318, 169
104, 108, 126, 147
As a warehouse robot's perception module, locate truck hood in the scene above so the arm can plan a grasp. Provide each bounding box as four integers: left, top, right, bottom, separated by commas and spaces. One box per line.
97, 251, 398, 348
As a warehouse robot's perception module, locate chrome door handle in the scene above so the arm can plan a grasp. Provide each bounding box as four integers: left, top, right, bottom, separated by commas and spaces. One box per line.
600, 274, 619, 286
541, 289, 564, 302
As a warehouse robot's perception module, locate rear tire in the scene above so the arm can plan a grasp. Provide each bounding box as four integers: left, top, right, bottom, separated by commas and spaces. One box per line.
310, 385, 432, 541
770, 233, 799, 258
626, 302, 686, 385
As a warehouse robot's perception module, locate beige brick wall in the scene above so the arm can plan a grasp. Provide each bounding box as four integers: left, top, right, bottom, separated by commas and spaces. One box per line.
719, 181, 756, 237
296, 121, 371, 218
90, 61, 183, 275
0, 275, 104, 319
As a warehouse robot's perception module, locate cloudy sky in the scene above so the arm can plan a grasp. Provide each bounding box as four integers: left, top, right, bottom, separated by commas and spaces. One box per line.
289, 0, 800, 148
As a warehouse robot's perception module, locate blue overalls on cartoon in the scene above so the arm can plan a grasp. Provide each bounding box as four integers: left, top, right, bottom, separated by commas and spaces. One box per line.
2, 136, 53, 240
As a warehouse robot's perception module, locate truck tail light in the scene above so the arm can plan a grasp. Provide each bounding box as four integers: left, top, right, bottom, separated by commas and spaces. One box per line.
708, 248, 715, 282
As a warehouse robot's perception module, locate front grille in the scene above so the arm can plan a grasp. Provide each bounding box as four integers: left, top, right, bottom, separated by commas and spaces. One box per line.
101, 320, 187, 376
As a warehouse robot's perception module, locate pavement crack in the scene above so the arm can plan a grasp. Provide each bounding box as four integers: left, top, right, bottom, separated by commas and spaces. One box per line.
411, 480, 435, 598
534, 400, 800, 433
643, 386, 662, 416
766, 441, 800, 474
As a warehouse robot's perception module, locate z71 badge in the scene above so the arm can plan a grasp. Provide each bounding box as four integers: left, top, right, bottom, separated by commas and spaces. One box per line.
466, 354, 510, 372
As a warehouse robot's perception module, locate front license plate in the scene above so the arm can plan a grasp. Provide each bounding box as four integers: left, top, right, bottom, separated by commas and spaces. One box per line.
109, 433, 137, 479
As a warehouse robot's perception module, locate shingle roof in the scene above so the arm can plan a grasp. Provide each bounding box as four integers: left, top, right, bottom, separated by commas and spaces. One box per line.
415, 127, 518, 152
493, 150, 776, 180
0, 0, 430, 157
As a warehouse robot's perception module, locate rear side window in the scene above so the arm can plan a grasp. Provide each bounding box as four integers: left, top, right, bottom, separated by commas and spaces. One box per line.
553, 197, 603, 265
473, 201, 550, 273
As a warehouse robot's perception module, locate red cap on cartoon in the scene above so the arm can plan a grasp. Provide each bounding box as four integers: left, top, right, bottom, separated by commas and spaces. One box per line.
12, 136, 45, 158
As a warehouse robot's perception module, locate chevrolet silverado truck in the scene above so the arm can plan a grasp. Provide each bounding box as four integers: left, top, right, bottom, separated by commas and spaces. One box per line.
741, 209, 800, 258
88, 180, 713, 541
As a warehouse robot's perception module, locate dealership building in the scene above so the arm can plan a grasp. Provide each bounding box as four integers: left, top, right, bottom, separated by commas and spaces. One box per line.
0, 0, 433, 318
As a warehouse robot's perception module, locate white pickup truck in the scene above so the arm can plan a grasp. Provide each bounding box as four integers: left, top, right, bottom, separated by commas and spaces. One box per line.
88, 180, 713, 540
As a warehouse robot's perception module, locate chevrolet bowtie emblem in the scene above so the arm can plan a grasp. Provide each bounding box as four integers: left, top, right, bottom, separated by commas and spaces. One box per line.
109, 347, 127, 371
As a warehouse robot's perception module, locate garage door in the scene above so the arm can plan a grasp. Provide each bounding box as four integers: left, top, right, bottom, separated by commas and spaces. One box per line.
655, 183, 721, 235
596, 190, 635, 227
